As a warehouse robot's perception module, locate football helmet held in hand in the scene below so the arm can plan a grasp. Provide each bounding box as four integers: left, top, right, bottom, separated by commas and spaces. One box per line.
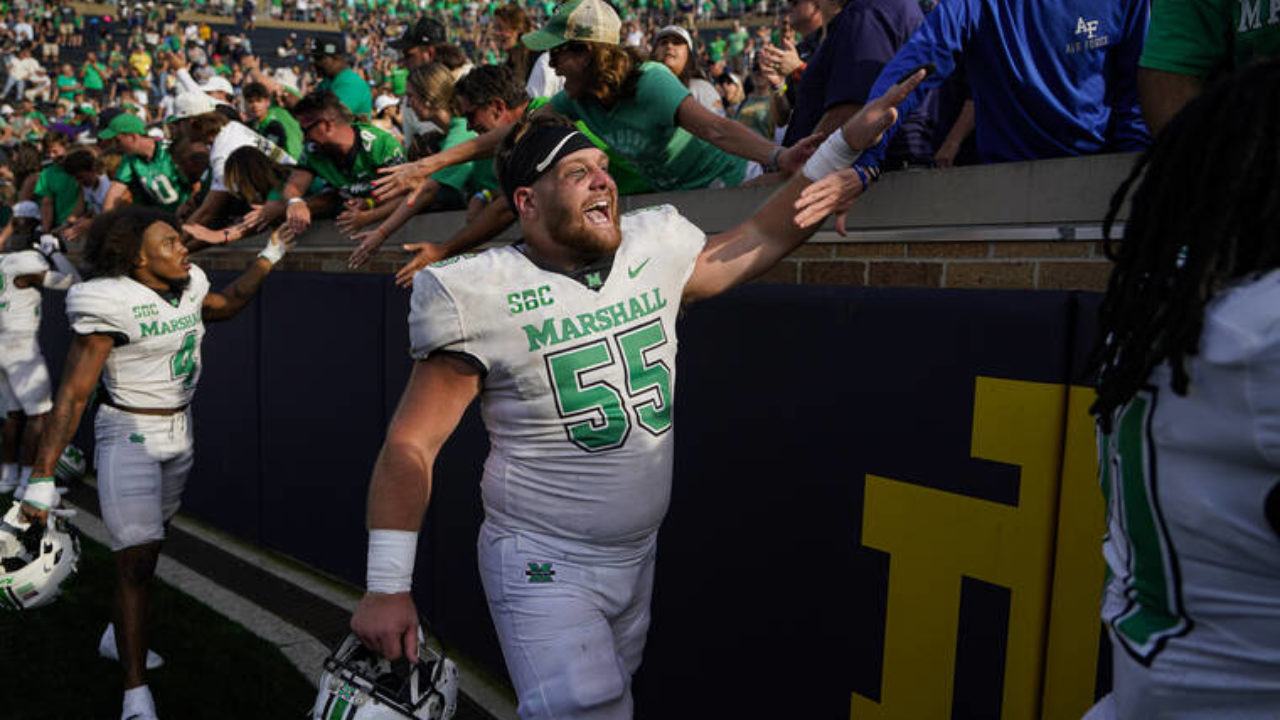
313, 630, 459, 720
0, 501, 80, 610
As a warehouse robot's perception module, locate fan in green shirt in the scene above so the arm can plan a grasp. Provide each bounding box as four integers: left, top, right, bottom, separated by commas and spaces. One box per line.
98, 113, 192, 213
277, 91, 407, 237
311, 39, 374, 118
33, 150, 97, 228
244, 82, 305, 159
83, 57, 108, 92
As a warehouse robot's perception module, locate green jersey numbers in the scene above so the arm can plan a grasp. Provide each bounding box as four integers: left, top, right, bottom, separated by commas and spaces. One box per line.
171, 330, 198, 387
545, 318, 672, 452
1100, 388, 1191, 661
143, 173, 182, 206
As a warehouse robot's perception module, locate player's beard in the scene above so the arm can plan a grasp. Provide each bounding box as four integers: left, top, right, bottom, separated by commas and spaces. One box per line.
547, 194, 621, 262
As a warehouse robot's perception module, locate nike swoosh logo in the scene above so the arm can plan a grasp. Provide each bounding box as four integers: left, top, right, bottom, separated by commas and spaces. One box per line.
628, 258, 651, 279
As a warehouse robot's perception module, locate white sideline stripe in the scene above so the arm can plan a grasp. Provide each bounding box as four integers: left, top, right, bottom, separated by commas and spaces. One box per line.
61, 499, 330, 688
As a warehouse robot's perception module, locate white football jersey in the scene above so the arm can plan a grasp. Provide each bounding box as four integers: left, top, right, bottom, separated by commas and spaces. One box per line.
66, 265, 210, 409
1099, 268, 1280, 699
410, 205, 706, 546
0, 249, 51, 335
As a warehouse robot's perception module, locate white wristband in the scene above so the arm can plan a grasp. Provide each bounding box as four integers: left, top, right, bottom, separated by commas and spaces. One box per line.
286, 196, 305, 206
366, 529, 418, 594
257, 234, 289, 265
802, 130, 864, 182
22, 477, 59, 511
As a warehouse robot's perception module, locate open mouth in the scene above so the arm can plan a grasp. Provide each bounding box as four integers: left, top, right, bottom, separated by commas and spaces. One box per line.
584, 200, 611, 226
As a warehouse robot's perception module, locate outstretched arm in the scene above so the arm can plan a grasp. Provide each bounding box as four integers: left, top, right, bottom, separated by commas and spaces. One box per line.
350, 354, 481, 663
394, 196, 516, 287
22, 333, 114, 523
682, 69, 925, 303
201, 228, 294, 322
372, 122, 511, 202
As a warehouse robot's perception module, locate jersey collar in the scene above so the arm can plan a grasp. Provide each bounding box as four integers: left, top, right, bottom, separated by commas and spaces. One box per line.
515, 242, 614, 291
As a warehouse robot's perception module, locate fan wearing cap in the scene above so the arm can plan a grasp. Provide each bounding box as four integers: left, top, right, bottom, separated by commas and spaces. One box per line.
389, 16, 448, 146
351, 68, 926, 720
651, 24, 726, 117
374, 0, 820, 203
100, 113, 194, 215
167, 91, 295, 237
311, 37, 373, 119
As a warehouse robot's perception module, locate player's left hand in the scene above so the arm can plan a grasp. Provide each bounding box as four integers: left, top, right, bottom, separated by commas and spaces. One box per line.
776, 134, 821, 176
351, 591, 420, 664
794, 167, 863, 235
19, 502, 48, 527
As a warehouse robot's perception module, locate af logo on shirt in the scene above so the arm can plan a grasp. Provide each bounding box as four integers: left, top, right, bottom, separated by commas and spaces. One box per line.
1067, 16, 1109, 53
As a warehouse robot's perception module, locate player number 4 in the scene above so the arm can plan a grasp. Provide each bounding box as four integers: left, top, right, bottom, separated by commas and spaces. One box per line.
171, 331, 198, 387
545, 319, 672, 452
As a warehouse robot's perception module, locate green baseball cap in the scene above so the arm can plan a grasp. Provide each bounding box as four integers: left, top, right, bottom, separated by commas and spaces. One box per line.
98, 112, 146, 140
522, 0, 621, 52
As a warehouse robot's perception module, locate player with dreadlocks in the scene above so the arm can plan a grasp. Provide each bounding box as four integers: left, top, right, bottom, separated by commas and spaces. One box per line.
1084, 58, 1280, 719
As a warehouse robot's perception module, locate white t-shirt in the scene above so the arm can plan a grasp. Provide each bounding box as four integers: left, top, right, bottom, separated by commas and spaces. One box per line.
209, 121, 294, 192
67, 265, 211, 408
524, 52, 564, 100
409, 205, 705, 547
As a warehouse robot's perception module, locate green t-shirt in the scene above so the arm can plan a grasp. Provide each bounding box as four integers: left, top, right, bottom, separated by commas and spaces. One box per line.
56, 75, 81, 98
390, 67, 409, 96
526, 96, 652, 196
733, 95, 774, 140
728, 28, 748, 56
33, 163, 82, 226
258, 105, 304, 161
300, 122, 405, 198
318, 67, 374, 118
114, 141, 191, 212
83, 62, 107, 90
1140, 0, 1280, 76
430, 117, 499, 198
709, 37, 727, 62
549, 62, 745, 192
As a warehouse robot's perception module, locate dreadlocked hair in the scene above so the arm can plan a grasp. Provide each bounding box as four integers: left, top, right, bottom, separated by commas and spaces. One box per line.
84, 206, 178, 279
1087, 58, 1280, 432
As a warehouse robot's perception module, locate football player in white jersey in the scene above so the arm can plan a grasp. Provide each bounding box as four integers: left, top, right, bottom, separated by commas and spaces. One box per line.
0, 210, 81, 496
19, 206, 293, 720
1084, 60, 1280, 719
349, 70, 926, 719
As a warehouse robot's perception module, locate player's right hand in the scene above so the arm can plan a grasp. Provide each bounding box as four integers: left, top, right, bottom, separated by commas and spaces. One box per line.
372, 159, 438, 203
351, 592, 419, 664
19, 502, 48, 527
395, 243, 443, 288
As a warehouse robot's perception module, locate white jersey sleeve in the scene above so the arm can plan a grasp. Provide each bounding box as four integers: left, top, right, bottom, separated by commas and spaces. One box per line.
3, 250, 51, 277
67, 279, 132, 340
407, 267, 486, 369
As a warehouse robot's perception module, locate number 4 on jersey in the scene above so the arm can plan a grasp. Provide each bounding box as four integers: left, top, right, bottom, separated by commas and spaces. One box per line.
171, 331, 198, 388
545, 319, 672, 452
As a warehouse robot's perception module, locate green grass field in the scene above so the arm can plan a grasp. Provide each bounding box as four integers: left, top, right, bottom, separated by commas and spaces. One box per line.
0, 531, 317, 719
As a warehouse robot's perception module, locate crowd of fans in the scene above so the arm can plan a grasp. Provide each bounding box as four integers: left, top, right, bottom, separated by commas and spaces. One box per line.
0, 0, 1269, 279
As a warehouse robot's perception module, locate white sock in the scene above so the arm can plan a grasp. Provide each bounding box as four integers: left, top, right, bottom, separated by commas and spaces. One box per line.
122, 685, 156, 720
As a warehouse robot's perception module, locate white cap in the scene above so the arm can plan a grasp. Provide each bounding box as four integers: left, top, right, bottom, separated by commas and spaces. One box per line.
167, 92, 217, 121
13, 201, 40, 220
199, 76, 234, 95
374, 95, 400, 114
654, 25, 694, 50
0, 104, 11, 115
147, 127, 166, 140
